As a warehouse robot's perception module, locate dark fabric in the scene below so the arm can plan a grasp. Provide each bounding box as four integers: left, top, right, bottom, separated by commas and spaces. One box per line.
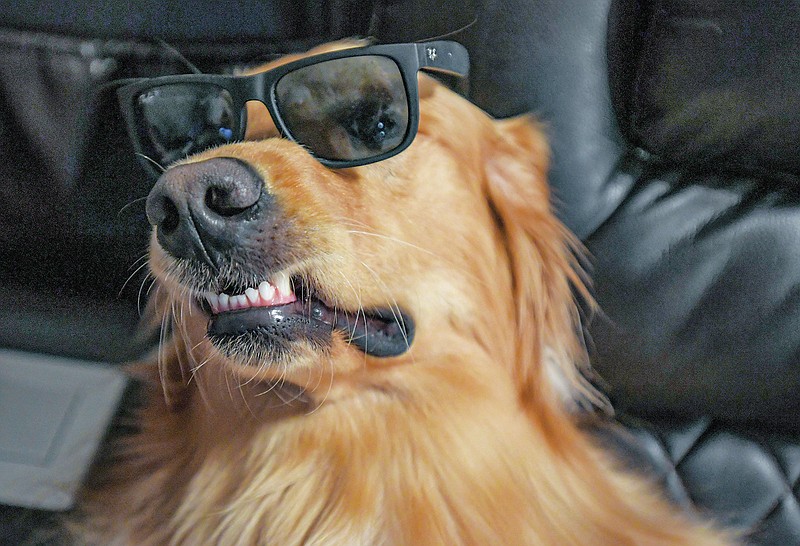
621, 0, 800, 175
0, 0, 363, 43
366, 0, 477, 43
0, 505, 64, 545
0, 285, 151, 362
0, 31, 155, 361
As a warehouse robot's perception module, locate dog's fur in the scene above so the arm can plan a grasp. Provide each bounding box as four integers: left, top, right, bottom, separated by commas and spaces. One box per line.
77, 44, 733, 545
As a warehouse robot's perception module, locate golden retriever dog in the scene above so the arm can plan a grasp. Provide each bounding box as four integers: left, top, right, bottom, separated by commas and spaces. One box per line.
76, 42, 734, 545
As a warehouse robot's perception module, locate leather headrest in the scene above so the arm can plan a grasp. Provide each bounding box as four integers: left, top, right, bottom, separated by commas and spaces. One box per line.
610, 0, 800, 176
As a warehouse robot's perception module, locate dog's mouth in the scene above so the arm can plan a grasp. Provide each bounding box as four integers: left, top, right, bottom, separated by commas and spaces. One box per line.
195, 272, 414, 360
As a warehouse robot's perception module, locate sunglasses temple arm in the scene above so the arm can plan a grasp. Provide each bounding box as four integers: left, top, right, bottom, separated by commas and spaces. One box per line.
416, 41, 470, 78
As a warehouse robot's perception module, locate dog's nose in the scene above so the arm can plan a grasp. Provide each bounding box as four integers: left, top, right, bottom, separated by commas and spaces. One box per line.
146, 157, 268, 265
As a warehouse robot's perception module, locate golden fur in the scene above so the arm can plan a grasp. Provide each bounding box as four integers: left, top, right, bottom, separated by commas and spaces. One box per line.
77, 43, 734, 545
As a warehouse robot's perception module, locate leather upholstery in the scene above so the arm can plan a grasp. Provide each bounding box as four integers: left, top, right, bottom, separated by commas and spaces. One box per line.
587, 164, 800, 431
588, 416, 800, 545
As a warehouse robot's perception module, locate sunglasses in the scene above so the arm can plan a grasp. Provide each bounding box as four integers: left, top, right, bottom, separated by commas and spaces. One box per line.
117, 41, 469, 177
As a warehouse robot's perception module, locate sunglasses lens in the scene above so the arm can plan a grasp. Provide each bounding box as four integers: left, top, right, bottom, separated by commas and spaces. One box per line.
132, 83, 237, 169
275, 55, 409, 162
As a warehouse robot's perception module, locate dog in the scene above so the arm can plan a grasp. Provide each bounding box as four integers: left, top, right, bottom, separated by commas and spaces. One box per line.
76, 41, 734, 545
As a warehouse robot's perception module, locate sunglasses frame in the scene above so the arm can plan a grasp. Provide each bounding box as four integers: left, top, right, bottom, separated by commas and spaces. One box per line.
117, 41, 469, 178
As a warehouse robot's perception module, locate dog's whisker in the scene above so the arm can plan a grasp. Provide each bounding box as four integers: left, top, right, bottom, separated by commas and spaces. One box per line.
260, 370, 293, 408
347, 226, 492, 295
189, 360, 220, 410
254, 379, 281, 398
188, 337, 206, 355
239, 370, 261, 390
127, 252, 151, 270
335, 217, 375, 232
116, 195, 148, 219
136, 152, 167, 173
119, 255, 150, 295
176, 300, 197, 385
357, 261, 413, 354
223, 364, 236, 405
238, 349, 273, 389
338, 214, 441, 258
189, 355, 212, 381
170, 299, 185, 377
345, 229, 439, 257
235, 380, 259, 420
336, 271, 367, 353
134, 271, 157, 317
253, 361, 293, 404
156, 288, 173, 406
276, 384, 305, 408
308, 353, 325, 395
345, 215, 497, 292
271, 383, 294, 405
304, 356, 334, 416
143, 274, 159, 297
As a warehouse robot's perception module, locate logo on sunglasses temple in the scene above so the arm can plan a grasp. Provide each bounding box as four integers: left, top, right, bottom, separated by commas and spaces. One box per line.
426, 48, 437, 61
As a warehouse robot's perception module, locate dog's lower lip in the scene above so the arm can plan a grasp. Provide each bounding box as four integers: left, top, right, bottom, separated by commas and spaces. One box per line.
208, 299, 330, 335
205, 296, 415, 358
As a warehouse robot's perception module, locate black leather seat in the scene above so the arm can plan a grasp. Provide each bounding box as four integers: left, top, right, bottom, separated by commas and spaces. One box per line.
1, 0, 798, 544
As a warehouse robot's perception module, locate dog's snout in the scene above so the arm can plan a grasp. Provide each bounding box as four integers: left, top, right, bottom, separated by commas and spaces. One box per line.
146, 157, 269, 264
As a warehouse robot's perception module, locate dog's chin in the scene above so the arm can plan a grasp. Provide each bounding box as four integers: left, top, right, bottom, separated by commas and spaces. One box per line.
207, 331, 330, 374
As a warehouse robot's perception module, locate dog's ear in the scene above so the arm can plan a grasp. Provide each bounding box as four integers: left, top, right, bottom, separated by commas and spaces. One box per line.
484, 116, 602, 414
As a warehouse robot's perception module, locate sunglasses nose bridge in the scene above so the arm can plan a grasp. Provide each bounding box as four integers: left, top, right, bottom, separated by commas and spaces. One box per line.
243, 100, 282, 141
248, 71, 271, 103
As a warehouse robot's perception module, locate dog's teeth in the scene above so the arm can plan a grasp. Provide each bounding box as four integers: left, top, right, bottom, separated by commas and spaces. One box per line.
209, 276, 295, 314
258, 281, 276, 302
206, 293, 220, 313
245, 287, 260, 305
272, 271, 292, 297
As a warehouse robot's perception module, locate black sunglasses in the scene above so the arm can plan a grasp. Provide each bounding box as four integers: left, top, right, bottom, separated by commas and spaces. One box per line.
117, 41, 469, 177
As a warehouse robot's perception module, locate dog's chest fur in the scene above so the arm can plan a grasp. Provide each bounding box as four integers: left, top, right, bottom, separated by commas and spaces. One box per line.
82, 354, 570, 546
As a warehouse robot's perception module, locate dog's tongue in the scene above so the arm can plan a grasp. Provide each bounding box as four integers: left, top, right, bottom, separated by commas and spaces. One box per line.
207, 299, 414, 357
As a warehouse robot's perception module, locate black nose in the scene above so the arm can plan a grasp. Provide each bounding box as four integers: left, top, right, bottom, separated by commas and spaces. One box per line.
146, 157, 269, 265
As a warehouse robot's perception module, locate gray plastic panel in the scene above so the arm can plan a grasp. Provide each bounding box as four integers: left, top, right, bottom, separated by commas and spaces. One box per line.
0, 349, 127, 511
